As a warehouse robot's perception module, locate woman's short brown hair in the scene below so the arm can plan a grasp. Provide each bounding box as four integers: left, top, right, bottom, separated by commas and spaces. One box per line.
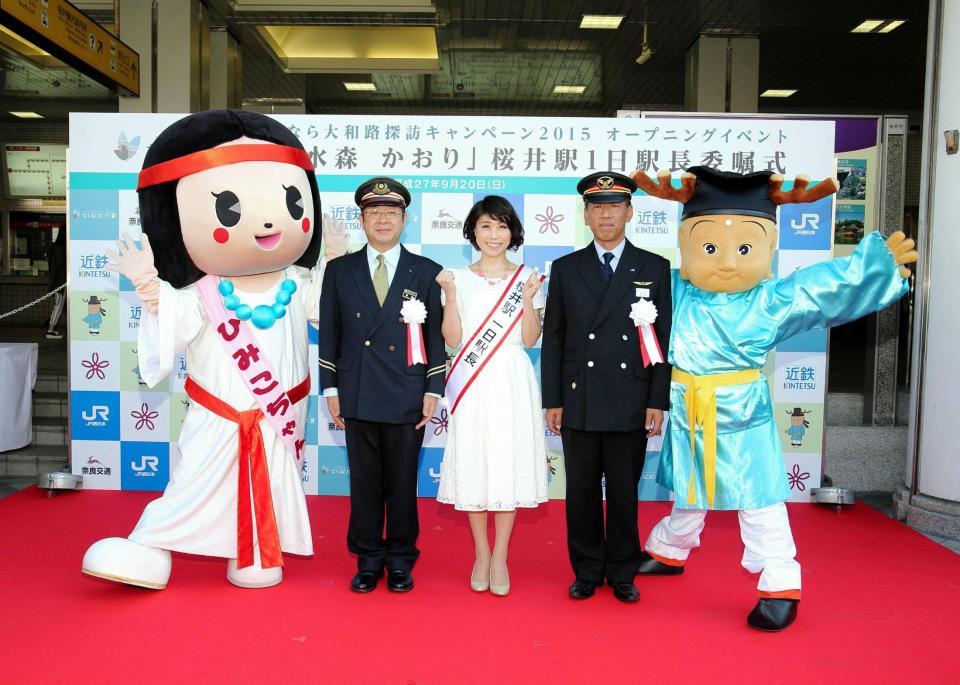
462, 195, 524, 251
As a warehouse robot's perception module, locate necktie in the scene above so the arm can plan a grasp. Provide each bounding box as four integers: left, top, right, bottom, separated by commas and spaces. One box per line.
601, 252, 615, 284
373, 254, 389, 306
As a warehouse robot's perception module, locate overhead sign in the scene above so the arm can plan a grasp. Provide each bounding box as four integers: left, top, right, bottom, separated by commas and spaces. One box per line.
0, 0, 140, 96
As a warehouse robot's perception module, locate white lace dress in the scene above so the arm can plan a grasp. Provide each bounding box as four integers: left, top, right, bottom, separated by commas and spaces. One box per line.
437, 266, 549, 511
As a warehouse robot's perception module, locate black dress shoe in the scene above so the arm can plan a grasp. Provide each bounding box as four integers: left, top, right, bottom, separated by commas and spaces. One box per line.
568, 579, 599, 599
608, 580, 640, 603
350, 570, 383, 593
747, 598, 798, 631
387, 569, 414, 593
636, 551, 684, 576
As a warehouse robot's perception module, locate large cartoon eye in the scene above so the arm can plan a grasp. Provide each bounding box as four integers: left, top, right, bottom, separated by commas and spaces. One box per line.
284, 184, 304, 220
738, 244, 752, 256
212, 191, 241, 227
703, 243, 717, 255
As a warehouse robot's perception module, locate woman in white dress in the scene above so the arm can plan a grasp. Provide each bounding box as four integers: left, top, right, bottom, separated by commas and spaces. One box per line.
435, 195, 548, 596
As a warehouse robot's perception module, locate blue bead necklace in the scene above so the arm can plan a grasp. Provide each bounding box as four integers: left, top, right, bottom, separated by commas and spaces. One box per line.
218, 278, 297, 330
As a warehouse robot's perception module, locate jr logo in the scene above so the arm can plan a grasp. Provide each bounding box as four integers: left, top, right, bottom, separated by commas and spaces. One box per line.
790, 213, 821, 231
131, 455, 159, 473
81, 405, 110, 421
429, 466, 441, 482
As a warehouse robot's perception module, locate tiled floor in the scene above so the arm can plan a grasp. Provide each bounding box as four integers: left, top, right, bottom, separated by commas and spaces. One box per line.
0, 477, 38, 500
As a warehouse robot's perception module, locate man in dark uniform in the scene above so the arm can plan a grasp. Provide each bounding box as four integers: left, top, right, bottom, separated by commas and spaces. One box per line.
318, 177, 446, 593
542, 171, 672, 603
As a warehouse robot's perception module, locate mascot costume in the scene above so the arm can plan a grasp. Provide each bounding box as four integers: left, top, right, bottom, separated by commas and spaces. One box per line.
82, 110, 344, 589
632, 166, 917, 631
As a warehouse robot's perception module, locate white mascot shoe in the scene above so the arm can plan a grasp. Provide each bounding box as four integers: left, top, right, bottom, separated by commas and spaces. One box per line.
82, 537, 172, 589
226, 545, 282, 589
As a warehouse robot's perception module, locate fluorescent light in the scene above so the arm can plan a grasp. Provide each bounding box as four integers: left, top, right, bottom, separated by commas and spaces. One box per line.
259, 26, 440, 74
343, 82, 376, 91
553, 85, 586, 94
851, 19, 884, 33
9, 111, 44, 118
760, 89, 797, 98
879, 20, 906, 33
580, 14, 624, 30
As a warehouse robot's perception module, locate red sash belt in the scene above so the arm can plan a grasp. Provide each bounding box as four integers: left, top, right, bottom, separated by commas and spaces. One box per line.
185, 375, 310, 569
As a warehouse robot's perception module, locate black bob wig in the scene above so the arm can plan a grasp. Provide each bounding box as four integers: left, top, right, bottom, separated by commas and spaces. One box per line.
137, 110, 322, 289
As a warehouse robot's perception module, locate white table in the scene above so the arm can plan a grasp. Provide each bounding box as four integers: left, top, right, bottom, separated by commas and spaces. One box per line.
0, 342, 38, 452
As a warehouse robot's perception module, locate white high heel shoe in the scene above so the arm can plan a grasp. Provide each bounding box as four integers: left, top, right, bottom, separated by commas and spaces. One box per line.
470, 559, 490, 592
489, 562, 510, 597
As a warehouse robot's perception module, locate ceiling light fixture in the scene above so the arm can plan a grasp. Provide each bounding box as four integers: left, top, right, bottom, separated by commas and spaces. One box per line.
9, 111, 44, 118
851, 19, 885, 33
878, 20, 907, 33
580, 15, 624, 30
553, 85, 586, 94
343, 82, 377, 91
760, 89, 797, 98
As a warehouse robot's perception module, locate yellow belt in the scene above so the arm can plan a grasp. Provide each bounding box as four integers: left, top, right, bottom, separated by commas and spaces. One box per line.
671, 367, 762, 508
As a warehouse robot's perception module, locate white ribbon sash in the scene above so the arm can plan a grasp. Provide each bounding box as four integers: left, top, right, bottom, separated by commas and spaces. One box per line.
445, 265, 543, 415
194, 274, 305, 463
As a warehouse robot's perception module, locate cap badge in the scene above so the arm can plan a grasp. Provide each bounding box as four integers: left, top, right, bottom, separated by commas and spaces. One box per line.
373, 182, 389, 195
597, 176, 615, 189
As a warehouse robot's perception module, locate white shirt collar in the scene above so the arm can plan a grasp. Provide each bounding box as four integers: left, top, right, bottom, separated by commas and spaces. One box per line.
367, 242, 402, 269
594, 238, 626, 261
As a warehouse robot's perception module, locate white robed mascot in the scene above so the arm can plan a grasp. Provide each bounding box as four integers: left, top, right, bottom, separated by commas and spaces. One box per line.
81, 110, 345, 589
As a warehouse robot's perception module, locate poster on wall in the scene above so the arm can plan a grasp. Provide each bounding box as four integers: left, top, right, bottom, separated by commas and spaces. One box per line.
67, 113, 836, 502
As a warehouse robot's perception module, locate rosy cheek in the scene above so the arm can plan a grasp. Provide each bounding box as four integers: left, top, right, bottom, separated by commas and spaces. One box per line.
213, 228, 230, 244
301, 218, 311, 233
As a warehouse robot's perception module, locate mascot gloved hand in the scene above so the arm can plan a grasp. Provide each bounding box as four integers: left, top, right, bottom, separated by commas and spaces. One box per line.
631, 167, 916, 631
82, 110, 343, 590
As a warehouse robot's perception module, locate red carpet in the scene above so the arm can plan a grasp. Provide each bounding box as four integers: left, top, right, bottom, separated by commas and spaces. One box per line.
2, 488, 958, 684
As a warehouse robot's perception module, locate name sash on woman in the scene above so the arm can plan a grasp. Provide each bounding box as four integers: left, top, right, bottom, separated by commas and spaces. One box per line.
445, 265, 543, 415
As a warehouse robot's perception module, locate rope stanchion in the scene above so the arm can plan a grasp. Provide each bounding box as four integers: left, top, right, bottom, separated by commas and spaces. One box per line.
0, 283, 67, 321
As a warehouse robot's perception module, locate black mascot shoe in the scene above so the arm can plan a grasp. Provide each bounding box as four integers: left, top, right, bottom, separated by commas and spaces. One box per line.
350, 570, 383, 593
636, 551, 684, 576
747, 598, 799, 631
387, 569, 414, 593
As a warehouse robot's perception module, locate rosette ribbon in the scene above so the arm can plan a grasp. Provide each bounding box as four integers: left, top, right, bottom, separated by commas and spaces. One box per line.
629, 299, 664, 367
401, 298, 428, 366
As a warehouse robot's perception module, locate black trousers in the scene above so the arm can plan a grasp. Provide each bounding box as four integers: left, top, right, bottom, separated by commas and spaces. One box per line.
561, 426, 647, 584
344, 418, 424, 573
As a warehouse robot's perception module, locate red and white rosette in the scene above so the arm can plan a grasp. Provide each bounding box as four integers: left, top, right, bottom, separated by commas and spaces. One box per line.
401, 298, 428, 366
630, 299, 664, 367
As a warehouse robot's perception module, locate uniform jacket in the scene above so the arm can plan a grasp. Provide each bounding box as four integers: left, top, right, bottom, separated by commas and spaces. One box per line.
319, 245, 446, 424
541, 240, 672, 432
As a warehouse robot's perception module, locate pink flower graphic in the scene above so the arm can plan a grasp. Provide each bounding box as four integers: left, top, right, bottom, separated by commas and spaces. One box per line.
430, 408, 449, 436
536, 206, 565, 234
787, 463, 811, 491
81, 352, 110, 380
131, 402, 159, 431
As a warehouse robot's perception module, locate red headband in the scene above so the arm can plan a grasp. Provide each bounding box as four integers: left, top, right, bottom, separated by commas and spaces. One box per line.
136, 144, 315, 190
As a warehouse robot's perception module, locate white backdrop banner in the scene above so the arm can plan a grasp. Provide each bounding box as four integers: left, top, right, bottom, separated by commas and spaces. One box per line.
68, 113, 834, 502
